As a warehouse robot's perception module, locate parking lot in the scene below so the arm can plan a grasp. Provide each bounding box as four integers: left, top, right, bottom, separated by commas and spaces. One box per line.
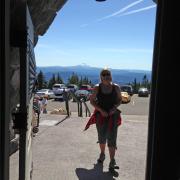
46, 94, 150, 116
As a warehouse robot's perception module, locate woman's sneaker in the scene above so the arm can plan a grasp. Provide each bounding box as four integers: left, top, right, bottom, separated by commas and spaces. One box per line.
109, 158, 119, 177
97, 153, 105, 163
109, 158, 116, 168
109, 158, 119, 169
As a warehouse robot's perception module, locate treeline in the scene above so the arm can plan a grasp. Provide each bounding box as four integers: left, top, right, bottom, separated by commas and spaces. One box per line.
37, 71, 151, 92
36, 71, 93, 90
129, 74, 151, 93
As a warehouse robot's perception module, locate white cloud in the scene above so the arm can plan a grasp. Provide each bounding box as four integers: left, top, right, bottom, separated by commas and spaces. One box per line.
118, 5, 156, 17
96, 0, 144, 22
80, 1, 156, 28
80, 0, 144, 27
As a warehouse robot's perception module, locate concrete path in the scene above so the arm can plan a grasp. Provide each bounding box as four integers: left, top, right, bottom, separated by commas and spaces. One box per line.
31, 113, 148, 180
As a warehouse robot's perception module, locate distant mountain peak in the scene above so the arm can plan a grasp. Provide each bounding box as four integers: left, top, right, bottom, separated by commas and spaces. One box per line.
79, 63, 90, 67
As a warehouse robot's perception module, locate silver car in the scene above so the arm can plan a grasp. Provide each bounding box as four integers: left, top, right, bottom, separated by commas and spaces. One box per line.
138, 87, 149, 97
35, 89, 56, 99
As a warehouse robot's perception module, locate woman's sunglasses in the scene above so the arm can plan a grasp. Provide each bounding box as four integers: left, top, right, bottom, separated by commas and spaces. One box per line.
102, 73, 110, 76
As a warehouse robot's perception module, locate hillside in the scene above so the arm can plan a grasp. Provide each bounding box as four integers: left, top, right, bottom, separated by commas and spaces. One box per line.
36, 65, 151, 85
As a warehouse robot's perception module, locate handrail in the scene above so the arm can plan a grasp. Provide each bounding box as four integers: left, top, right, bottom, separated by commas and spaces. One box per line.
68, 91, 79, 103
80, 98, 91, 117
68, 91, 91, 117
68, 91, 81, 116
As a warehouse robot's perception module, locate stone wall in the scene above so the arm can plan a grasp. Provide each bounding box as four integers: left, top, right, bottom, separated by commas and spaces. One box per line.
10, 47, 20, 112
9, 0, 68, 120
9, 47, 20, 154
9, 0, 68, 154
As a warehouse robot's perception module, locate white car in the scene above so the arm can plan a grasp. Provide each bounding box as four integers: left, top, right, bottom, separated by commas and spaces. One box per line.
67, 84, 78, 93
35, 89, 55, 99
52, 84, 69, 100
138, 87, 149, 97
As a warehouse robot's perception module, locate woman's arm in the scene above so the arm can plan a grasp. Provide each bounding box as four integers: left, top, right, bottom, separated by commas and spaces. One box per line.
113, 84, 122, 108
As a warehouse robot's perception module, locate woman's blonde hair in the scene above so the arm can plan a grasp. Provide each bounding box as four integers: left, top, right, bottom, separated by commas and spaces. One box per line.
100, 68, 111, 76
100, 68, 112, 82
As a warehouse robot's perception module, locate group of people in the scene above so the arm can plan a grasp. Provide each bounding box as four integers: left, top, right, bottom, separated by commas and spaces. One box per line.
33, 95, 48, 115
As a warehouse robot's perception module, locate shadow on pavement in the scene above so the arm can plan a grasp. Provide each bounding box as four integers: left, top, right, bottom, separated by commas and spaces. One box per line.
55, 115, 69, 126
75, 163, 118, 180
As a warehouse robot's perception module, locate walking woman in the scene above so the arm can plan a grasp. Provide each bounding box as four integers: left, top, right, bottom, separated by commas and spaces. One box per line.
85, 68, 122, 173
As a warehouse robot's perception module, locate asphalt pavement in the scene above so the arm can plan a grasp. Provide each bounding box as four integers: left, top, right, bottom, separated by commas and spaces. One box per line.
46, 94, 150, 116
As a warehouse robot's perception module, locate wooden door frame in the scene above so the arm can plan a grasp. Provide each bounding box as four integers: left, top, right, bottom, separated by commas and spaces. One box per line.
146, 1, 179, 179
0, 0, 10, 179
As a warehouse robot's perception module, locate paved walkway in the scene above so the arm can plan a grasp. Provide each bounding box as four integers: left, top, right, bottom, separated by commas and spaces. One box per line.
31, 113, 148, 180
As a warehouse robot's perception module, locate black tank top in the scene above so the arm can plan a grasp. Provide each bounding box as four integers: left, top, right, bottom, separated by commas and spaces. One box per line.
96, 83, 117, 112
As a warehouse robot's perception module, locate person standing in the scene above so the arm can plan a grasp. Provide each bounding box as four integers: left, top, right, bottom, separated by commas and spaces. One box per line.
41, 95, 48, 114
63, 88, 70, 116
85, 68, 122, 174
33, 95, 41, 126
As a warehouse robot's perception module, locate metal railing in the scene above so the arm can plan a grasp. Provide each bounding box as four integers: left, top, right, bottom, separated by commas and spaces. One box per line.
67, 91, 91, 117
81, 98, 91, 117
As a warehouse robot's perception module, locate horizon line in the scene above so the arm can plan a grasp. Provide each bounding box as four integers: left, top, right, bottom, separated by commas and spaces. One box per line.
36, 64, 152, 71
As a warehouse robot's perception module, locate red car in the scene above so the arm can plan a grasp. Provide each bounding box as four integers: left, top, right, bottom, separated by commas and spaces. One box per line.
79, 84, 93, 93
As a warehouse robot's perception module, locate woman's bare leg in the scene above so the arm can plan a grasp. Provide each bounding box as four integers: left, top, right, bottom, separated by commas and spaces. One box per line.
108, 146, 115, 160
99, 143, 106, 153
97, 144, 106, 162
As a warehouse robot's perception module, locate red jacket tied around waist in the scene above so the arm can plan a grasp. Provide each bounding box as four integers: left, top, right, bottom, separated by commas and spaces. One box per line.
84, 109, 122, 131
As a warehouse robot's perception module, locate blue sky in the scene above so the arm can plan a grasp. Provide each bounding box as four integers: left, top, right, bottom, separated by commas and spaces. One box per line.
35, 0, 157, 70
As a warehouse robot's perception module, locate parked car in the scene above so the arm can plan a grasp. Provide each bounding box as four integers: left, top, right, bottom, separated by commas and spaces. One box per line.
79, 84, 92, 91
52, 83, 68, 100
35, 89, 55, 99
121, 91, 131, 103
120, 85, 133, 96
52, 83, 66, 91
73, 90, 91, 102
138, 87, 149, 97
67, 84, 78, 93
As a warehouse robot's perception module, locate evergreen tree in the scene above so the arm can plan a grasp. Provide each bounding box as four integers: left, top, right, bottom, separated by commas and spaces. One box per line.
142, 74, 148, 87
147, 80, 151, 91
37, 70, 46, 89
56, 73, 63, 84
68, 73, 79, 85
132, 78, 138, 93
44, 81, 48, 88
78, 76, 83, 87
89, 80, 94, 87
48, 74, 56, 89
82, 76, 89, 84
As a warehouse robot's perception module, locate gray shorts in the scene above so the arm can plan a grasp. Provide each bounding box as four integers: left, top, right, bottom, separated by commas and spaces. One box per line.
96, 110, 119, 148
